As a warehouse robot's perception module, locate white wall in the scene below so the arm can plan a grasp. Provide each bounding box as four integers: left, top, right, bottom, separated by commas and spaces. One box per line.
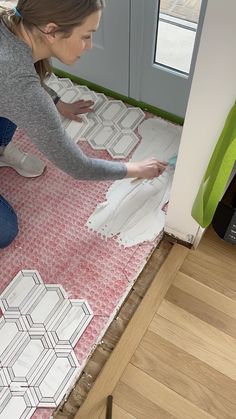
165, 0, 236, 244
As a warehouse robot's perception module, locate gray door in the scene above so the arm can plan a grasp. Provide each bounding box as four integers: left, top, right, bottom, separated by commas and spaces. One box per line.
53, 0, 130, 96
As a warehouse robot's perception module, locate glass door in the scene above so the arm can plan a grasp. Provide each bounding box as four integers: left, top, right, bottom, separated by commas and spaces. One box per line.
130, 0, 208, 117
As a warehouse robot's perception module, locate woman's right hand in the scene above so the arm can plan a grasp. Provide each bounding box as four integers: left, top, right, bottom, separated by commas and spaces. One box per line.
125, 158, 168, 180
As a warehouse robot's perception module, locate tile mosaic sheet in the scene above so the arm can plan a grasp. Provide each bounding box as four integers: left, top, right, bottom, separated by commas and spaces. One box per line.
0, 270, 93, 418
0, 76, 181, 418
106, 131, 140, 159
52, 76, 144, 159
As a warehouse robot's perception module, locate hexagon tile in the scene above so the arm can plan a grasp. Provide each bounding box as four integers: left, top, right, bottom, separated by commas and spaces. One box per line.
44, 75, 144, 158
0, 270, 93, 419
87, 124, 120, 150
97, 100, 126, 124
106, 131, 140, 159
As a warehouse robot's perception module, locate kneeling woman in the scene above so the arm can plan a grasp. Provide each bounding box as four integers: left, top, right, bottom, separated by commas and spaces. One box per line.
0, 0, 167, 248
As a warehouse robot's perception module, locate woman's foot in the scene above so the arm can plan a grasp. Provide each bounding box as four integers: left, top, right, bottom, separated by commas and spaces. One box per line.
0, 142, 46, 177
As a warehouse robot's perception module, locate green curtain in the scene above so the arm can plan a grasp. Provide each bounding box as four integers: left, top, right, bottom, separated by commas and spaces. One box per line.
192, 102, 236, 227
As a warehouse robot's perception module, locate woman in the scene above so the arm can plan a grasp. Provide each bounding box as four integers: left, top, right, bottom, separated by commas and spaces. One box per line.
0, 0, 167, 248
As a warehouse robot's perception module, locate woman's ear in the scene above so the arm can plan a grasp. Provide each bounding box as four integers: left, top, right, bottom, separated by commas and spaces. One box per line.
43, 23, 59, 43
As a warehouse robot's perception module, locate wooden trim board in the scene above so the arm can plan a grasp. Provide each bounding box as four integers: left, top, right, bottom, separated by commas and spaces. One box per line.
74, 244, 189, 419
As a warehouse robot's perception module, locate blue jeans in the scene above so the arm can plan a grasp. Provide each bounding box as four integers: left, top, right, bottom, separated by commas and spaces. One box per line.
0, 118, 18, 247
0, 196, 18, 248
0, 117, 17, 146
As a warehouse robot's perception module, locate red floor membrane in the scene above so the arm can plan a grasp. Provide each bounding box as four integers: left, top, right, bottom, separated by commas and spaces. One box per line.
0, 129, 162, 418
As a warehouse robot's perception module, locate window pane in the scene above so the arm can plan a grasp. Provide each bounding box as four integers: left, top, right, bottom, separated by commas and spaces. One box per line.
155, 0, 202, 74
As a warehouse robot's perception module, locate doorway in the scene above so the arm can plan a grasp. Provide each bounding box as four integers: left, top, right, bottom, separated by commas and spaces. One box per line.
54, 0, 207, 118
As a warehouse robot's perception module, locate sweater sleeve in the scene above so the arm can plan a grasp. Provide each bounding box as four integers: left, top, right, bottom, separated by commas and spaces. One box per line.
2, 72, 127, 181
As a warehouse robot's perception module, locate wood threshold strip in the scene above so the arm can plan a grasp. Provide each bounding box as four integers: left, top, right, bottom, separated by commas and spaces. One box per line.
75, 244, 189, 419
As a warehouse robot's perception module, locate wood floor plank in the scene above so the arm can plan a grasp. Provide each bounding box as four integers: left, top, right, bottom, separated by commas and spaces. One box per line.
99, 402, 137, 419
158, 299, 236, 366
181, 252, 236, 298
166, 284, 236, 339
121, 364, 215, 419
112, 405, 137, 419
150, 313, 236, 380
200, 227, 236, 263
138, 331, 236, 405
173, 271, 236, 320
131, 334, 236, 418
113, 382, 175, 419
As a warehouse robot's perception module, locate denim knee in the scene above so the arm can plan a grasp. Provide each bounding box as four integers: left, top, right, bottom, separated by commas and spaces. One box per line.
0, 196, 18, 248
0, 117, 17, 146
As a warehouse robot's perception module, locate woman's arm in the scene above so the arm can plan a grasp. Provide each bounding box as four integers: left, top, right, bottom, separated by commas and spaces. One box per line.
3, 72, 165, 181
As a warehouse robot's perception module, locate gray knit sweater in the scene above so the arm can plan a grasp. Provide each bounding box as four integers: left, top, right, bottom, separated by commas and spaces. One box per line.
0, 21, 127, 180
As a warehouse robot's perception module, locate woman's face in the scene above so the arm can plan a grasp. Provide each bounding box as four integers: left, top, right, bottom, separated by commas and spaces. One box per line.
50, 10, 101, 65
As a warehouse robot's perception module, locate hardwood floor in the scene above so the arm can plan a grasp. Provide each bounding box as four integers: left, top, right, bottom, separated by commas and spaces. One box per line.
75, 227, 236, 419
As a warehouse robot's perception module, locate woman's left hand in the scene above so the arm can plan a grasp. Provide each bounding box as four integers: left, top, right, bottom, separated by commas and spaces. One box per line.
56, 99, 94, 122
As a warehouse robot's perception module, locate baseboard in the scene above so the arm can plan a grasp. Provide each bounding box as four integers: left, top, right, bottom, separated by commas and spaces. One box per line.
164, 232, 192, 248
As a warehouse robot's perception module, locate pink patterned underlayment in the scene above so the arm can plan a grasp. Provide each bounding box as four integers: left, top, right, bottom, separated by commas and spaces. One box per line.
0, 121, 164, 419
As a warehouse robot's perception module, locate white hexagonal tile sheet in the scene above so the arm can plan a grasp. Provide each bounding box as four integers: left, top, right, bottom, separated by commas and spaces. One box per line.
60, 87, 82, 103
76, 86, 99, 106
45, 76, 146, 160
0, 367, 11, 387
44, 73, 58, 86
0, 270, 93, 418
81, 113, 102, 142
116, 107, 145, 131
6, 334, 49, 384
47, 300, 93, 347
0, 371, 4, 386
76, 85, 90, 94
58, 78, 74, 89
93, 93, 108, 113
87, 123, 120, 150
0, 388, 36, 419
32, 351, 79, 407
44, 73, 64, 93
97, 100, 126, 123
65, 115, 89, 142
0, 318, 24, 365
1, 330, 28, 367
1, 270, 43, 314
25, 284, 67, 329
106, 131, 140, 159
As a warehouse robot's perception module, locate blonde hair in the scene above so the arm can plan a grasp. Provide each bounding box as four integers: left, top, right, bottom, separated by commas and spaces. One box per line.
0, 0, 105, 81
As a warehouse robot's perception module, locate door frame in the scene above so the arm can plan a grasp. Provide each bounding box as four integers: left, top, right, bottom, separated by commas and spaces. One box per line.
165, 0, 236, 245
129, 0, 208, 117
